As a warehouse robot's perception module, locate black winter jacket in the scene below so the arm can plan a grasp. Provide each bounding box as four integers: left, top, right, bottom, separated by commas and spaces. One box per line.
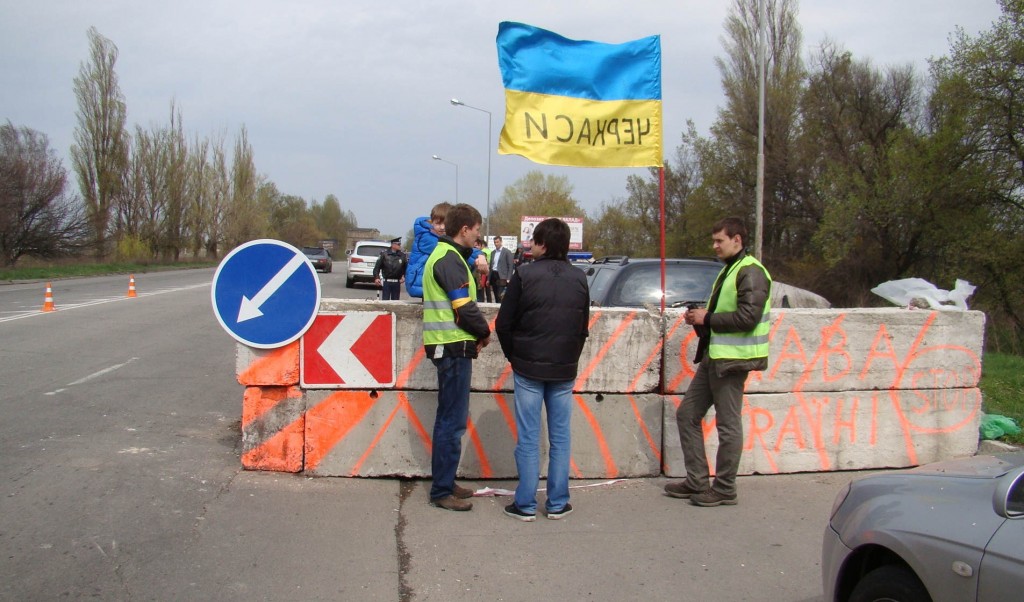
495, 256, 590, 381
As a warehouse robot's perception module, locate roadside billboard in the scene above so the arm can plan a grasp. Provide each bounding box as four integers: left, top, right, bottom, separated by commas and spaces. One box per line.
520, 216, 584, 250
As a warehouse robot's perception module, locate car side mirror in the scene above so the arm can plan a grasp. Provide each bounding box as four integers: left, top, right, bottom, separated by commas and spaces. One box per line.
993, 464, 1024, 518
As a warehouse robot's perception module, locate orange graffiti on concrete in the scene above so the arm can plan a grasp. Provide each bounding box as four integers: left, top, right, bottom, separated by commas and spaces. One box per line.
667, 310, 982, 474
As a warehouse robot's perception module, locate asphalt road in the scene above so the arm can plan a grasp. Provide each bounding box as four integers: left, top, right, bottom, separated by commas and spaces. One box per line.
0, 265, 854, 601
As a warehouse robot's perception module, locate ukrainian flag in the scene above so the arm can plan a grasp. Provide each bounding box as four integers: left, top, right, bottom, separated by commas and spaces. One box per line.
496, 21, 662, 168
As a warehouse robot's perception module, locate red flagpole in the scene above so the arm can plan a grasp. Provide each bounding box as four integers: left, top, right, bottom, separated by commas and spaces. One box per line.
659, 166, 666, 314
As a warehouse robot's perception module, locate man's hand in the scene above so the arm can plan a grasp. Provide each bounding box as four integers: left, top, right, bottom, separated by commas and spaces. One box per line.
373, 277, 381, 286
477, 335, 491, 351
685, 307, 708, 326
474, 254, 489, 273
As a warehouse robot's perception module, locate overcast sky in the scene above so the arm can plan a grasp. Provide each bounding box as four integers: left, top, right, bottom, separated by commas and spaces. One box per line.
0, 1, 1003, 239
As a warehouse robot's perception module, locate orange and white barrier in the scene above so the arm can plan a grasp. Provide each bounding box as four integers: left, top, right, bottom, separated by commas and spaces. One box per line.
127, 274, 137, 298
235, 304, 985, 477
41, 282, 56, 312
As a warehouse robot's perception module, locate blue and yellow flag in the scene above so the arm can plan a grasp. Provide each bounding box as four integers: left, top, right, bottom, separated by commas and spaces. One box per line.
496, 22, 662, 168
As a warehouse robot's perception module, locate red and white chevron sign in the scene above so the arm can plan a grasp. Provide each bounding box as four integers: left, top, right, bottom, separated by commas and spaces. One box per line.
300, 312, 396, 388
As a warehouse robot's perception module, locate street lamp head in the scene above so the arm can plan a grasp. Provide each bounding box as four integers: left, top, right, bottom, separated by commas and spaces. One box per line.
432, 154, 441, 160
450, 98, 462, 106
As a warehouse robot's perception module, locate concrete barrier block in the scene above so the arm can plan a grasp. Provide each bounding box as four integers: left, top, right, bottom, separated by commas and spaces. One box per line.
241, 385, 305, 472
303, 390, 662, 478
236, 341, 300, 386
663, 308, 985, 395
313, 299, 660, 393
662, 387, 981, 477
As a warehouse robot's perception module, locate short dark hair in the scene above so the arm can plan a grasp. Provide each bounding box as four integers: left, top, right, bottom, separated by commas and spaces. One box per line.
493, 235, 502, 242
712, 217, 748, 247
532, 218, 570, 260
444, 203, 482, 237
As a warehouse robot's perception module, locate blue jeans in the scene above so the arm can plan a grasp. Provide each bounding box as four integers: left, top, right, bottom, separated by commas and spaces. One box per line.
429, 355, 472, 500
512, 372, 574, 514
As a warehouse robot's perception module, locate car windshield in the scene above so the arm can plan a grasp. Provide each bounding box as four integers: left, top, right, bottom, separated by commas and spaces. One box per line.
612, 263, 721, 307
304, 248, 328, 257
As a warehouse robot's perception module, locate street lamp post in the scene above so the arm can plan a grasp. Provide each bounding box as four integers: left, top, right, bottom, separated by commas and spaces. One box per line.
432, 154, 458, 203
450, 98, 491, 237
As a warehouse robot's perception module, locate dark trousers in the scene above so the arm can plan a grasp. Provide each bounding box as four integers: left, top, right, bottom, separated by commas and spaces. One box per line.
381, 279, 401, 300
429, 355, 473, 500
676, 359, 748, 496
490, 272, 507, 302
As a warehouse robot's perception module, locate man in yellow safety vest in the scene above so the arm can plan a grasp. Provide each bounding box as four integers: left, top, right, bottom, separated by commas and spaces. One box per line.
665, 217, 772, 507
422, 203, 491, 511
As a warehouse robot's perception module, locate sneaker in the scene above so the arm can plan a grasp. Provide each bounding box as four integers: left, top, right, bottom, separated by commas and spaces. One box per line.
431, 495, 472, 511
503, 503, 536, 522
453, 483, 474, 499
664, 481, 705, 499
546, 503, 573, 520
690, 489, 738, 507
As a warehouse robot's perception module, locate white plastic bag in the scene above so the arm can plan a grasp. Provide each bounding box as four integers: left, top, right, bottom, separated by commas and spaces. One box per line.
870, 278, 975, 311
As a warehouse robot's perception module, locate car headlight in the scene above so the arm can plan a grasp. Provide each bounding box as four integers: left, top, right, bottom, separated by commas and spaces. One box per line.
829, 482, 852, 521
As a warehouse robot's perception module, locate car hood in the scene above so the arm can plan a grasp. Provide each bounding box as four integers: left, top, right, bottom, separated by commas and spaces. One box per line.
905, 452, 1024, 479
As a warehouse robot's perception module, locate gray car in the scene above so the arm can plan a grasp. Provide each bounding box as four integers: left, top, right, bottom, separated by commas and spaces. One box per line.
582, 257, 830, 309
822, 452, 1024, 601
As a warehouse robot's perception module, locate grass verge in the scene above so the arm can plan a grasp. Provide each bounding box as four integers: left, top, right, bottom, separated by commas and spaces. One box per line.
981, 352, 1024, 445
0, 260, 217, 282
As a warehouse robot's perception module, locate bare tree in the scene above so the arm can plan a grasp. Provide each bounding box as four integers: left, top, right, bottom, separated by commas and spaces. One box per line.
222, 126, 268, 249
705, 0, 807, 259
0, 123, 89, 266
160, 103, 188, 260
185, 134, 211, 258
71, 27, 128, 258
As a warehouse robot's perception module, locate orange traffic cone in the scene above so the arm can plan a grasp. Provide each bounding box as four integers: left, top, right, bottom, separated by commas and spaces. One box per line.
41, 282, 56, 312
127, 274, 137, 298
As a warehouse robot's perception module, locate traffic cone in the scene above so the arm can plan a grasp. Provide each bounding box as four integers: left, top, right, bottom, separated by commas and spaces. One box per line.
41, 282, 56, 312
127, 274, 137, 298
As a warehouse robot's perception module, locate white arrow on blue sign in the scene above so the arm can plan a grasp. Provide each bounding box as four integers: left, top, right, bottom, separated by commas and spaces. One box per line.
211, 239, 322, 349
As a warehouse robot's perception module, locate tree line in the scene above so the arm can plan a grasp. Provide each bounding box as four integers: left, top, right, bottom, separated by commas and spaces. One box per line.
1, 26, 357, 268
488, 0, 1024, 350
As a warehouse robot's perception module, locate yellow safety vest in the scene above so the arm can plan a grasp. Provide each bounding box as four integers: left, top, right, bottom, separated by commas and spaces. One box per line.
422, 241, 477, 346
708, 254, 772, 361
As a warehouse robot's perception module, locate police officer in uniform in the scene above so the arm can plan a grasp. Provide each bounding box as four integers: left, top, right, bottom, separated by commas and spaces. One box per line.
373, 238, 408, 300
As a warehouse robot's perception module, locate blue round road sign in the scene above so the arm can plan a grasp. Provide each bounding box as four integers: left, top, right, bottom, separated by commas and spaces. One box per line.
211, 239, 322, 349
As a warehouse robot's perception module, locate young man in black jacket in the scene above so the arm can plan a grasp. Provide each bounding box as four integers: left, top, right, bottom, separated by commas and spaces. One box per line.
495, 218, 589, 521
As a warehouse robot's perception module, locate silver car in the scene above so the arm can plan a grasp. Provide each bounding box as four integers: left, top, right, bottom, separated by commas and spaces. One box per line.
822, 452, 1024, 601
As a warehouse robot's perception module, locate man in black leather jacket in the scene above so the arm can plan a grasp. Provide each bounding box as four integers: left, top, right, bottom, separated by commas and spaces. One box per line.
495, 218, 589, 521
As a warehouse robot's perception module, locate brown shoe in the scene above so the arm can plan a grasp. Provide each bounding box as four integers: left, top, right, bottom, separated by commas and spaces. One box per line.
431, 494, 472, 511
690, 489, 737, 507
664, 481, 705, 499
453, 484, 475, 499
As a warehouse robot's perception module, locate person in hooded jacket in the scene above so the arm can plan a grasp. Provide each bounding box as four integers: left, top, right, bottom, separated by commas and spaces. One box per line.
406, 201, 483, 299
495, 218, 589, 522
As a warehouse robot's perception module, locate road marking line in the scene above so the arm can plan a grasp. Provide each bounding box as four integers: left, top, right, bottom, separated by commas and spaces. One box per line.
45, 357, 139, 395
0, 283, 208, 323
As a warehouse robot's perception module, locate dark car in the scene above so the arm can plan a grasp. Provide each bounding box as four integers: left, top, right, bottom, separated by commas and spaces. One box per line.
584, 257, 722, 308
582, 256, 830, 309
822, 452, 1024, 601
303, 246, 332, 273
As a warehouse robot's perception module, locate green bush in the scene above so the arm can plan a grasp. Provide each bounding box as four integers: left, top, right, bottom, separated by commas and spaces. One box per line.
115, 235, 152, 263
